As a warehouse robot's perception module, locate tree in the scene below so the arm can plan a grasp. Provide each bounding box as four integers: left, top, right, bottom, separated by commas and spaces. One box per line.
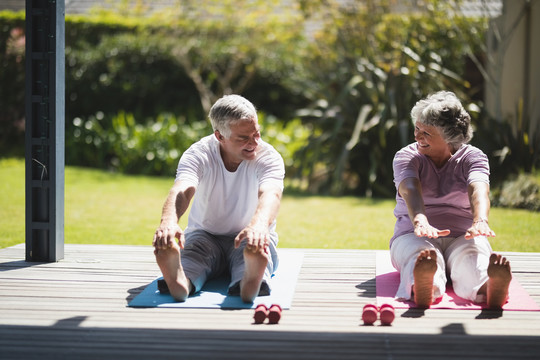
156, 0, 309, 115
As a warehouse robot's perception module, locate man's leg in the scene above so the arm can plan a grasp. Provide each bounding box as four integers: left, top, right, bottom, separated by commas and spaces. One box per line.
228, 235, 277, 303
240, 246, 269, 303
154, 230, 224, 302
154, 241, 192, 301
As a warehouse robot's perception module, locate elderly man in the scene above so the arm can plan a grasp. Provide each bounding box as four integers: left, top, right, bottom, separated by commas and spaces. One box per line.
152, 94, 285, 303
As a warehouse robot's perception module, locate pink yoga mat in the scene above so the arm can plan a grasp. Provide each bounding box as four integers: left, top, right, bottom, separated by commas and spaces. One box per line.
375, 251, 540, 311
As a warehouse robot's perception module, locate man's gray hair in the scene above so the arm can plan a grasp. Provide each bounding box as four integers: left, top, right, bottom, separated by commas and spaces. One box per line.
411, 90, 473, 150
209, 94, 257, 138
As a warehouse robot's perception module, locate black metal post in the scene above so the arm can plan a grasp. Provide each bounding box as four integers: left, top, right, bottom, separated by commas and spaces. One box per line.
25, 0, 65, 262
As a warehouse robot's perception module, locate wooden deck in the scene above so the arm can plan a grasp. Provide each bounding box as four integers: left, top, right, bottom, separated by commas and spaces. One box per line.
1, 244, 539, 359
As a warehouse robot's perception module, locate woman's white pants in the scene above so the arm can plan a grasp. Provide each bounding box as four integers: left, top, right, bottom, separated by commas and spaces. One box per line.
390, 233, 493, 303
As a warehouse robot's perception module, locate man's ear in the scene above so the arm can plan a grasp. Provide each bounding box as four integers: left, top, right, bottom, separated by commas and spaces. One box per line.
214, 130, 224, 141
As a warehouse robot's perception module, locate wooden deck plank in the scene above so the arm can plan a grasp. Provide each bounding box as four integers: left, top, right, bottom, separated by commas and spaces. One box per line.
1, 244, 539, 359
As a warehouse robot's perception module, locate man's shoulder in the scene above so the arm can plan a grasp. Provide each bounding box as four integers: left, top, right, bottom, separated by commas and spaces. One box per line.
179, 135, 218, 172
256, 140, 283, 160
192, 134, 216, 148
186, 134, 217, 156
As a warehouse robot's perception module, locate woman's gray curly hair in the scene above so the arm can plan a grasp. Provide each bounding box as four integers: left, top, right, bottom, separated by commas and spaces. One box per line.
411, 91, 473, 150
209, 94, 257, 139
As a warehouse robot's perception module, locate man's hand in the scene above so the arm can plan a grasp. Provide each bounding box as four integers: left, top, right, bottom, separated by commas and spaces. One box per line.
153, 223, 185, 250
234, 223, 269, 254
235, 182, 281, 254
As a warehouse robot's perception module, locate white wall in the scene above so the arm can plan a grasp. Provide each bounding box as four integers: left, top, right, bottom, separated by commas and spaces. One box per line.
486, 0, 539, 135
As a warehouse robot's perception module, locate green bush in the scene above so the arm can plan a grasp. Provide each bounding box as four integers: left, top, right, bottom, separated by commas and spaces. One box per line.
492, 173, 540, 211
293, 2, 488, 196
258, 113, 312, 181
2, 3, 537, 202
473, 108, 540, 187
67, 111, 211, 175
0, 11, 25, 156
66, 31, 203, 122
0, 9, 307, 156
66, 110, 311, 177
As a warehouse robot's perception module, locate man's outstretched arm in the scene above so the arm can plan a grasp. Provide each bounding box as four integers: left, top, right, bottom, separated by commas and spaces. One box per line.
153, 180, 196, 250
235, 182, 282, 252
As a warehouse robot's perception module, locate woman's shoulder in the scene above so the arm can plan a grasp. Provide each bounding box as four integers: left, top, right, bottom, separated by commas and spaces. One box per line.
454, 144, 487, 160
458, 143, 483, 153
394, 143, 421, 161
451, 144, 489, 174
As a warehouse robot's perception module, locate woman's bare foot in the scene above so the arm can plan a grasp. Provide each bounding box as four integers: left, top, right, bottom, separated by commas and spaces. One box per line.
154, 242, 191, 301
486, 253, 512, 309
240, 247, 268, 303
413, 249, 438, 308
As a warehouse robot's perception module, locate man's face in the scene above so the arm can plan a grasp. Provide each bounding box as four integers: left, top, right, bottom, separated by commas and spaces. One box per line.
218, 118, 261, 166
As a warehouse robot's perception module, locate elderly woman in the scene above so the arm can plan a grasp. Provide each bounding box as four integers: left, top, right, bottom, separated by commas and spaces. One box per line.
390, 91, 512, 309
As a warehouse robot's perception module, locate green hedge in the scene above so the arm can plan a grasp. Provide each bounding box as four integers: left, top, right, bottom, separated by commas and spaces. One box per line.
0, 10, 306, 158
492, 173, 540, 211
0, 11, 25, 156
66, 110, 310, 176
2, 4, 536, 201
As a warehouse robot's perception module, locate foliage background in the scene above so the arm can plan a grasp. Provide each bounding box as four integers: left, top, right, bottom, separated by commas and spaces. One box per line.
0, 0, 538, 208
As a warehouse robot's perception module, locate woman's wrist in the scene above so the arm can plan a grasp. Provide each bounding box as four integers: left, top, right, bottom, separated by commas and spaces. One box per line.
413, 214, 428, 225
473, 217, 489, 225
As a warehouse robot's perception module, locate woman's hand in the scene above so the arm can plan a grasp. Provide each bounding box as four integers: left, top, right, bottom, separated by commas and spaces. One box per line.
413, 215, 450, 239
465, 219, 496, 240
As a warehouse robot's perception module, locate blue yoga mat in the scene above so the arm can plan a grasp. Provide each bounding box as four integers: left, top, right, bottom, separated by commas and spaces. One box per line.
128, 249, 303, 309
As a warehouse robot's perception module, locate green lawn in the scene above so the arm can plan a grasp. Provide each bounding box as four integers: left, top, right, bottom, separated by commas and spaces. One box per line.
1, 158, 539, 252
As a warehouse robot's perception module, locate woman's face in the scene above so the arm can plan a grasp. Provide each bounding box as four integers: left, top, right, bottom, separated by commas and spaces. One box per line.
414, 122, 452, 159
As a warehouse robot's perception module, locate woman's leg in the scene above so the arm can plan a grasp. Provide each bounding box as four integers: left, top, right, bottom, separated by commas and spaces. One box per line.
446, 235, 492, 302
390, 233, 447, 304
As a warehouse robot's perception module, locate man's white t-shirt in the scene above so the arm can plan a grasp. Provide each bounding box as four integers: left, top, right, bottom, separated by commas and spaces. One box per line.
175, 134, 285, 237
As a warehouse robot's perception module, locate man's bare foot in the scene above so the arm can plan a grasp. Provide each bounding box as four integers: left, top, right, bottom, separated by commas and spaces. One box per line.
154, 242, 191, 301
486, 253, 512, 309
413, 249, 438, 308
240, 247, 268, 303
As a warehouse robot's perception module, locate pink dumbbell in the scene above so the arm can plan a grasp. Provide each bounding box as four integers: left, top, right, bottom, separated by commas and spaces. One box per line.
379, 303, 395, 325
362, 304, 378, 325
268, 304, 282, 324
253, 304, 269, 324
